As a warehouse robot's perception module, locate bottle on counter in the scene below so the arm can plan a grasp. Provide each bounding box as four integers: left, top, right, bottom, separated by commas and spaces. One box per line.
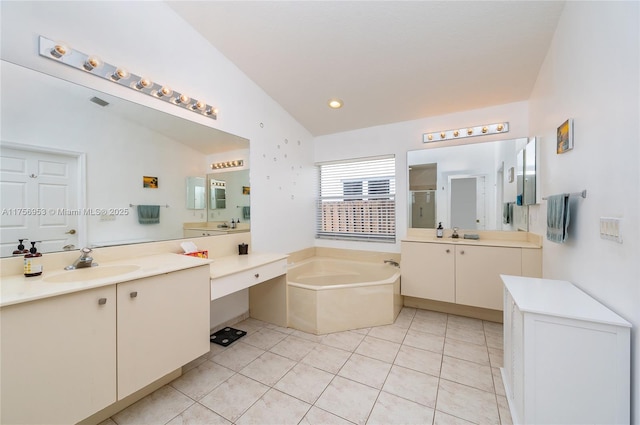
436, 222, 444, 238
24, 241, 43, 277
13, 239, 29, 255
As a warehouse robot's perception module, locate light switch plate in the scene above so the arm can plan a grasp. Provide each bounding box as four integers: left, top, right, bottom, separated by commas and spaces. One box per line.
600, 217, 622, 243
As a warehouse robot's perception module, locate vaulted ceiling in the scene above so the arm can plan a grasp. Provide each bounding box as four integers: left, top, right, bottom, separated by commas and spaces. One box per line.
168, 1, 565, 136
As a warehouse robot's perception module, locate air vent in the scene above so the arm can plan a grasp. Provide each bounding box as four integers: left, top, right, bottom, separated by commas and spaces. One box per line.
89, 96, 109, 107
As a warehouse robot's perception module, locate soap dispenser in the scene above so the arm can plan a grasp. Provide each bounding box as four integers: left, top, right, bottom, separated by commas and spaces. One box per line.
13, 239, 29, 256
436, 222, 444, 238
24, 241, 43, 277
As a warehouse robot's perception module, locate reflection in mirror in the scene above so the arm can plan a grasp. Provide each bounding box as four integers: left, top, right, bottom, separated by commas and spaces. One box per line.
209, 179, 227, 210
523, 138, 537, 205
207, 170, 250, 223
0, 61, 249, 257
186, 177, 206, 210
408, 138, 529, 231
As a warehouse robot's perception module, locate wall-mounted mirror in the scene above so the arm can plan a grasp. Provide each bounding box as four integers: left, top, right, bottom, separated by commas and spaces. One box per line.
408, 137, 530, 231
207, 169, 250, 222
186, 177, 206, 210
523, 137, 537, 205
0, 61, 250, 257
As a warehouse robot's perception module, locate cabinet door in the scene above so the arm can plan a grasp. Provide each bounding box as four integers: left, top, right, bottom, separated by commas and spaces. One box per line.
117, 265, 210, 399
401, 241, 455, 302
1, 287, 116, 425
456, 245, 521, 310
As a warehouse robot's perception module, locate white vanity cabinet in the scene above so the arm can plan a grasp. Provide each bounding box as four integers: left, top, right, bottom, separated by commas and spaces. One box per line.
117, 266, 210, 399
502, 275, 631, 425
0, 286, 117, 425
401, 240, 532, 310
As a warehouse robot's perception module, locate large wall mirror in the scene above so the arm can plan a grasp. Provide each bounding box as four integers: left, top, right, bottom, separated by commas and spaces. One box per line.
0, 61, 249, 257
408, 137, 531, 232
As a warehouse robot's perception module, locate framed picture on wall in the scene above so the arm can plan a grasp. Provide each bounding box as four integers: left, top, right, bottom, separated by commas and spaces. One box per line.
143, 176, 158, 188
557, 119, 573, 154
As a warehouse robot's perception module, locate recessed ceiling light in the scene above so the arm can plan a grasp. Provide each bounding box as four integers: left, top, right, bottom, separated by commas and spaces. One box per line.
328, 98, 343, 109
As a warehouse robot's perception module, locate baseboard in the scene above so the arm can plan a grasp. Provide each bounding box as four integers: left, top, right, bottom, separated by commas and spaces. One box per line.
404, 296, 503, 323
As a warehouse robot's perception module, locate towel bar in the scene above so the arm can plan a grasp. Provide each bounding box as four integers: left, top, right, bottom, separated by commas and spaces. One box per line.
129, 203, 170, 208
542, 190, 587, 200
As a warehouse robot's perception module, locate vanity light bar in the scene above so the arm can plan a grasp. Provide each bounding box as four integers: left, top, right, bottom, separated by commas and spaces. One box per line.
423, 122, 509, 143
38, 36, 217, 120
211, 160, 244, 169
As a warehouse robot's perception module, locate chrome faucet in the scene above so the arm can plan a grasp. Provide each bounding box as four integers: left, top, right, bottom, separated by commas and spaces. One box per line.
384, 259, 400, 267
65, 247, 98, 270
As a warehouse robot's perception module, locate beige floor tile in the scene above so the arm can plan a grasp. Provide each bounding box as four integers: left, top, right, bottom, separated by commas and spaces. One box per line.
315, 376, 379, 425
206, 342, 229, 359
367, 324, 408, 343
291, 329, 326, 343
414, 309, 447, 323
368, 391, 435, 425
111, 385, 194, 425
242, 328, 288, 350
274, 362, 334, 404
354, 335, 401, 363
239, 351, 296, 386
433, 410, 476, 425
409, 316, 447, 336
436, 379, 500, 424
234, 318, 268, 334
440, 356, 494, 393
394, 344, 442, 377
199, 374, 269, 422
403, 329, 445, 354
497, 395, 513, 425
236, 388, 311, 425
98, 419, 117, 425
447, 314, 484, 331
445, 325, 486, 346
170, 360, 235, 400
492, 367, 506, 397
211, 342, 265, 371
300, 406, 354, 425
382, 365, 439, 408
443, 337, 490, 366
322, 330, 365, 352
301, 344, 352, 374
182, 353, 208, 373
352, 326, 371, 335
166, 402, 231, 425
488, 346, 504, 368
392, 314, 413, 329
269, 334, 318, 361
338, 353, 392, 389
485, 332, 503, 350
483, 320, 503, 335
264, 323, 296, 334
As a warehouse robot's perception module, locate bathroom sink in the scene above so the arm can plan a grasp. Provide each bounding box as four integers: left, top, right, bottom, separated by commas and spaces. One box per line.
44, 264, 140, 283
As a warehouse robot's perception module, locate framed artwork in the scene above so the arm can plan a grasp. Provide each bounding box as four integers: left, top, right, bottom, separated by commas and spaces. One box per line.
557, 119, 573, 154
143, 176, 158, 188
242, 186, 250, 195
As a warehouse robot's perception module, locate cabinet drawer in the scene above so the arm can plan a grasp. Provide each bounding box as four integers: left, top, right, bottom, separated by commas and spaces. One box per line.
211, 259, 287, 300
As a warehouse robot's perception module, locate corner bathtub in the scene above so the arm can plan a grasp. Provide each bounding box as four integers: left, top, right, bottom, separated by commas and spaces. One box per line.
287, 257, 402, 335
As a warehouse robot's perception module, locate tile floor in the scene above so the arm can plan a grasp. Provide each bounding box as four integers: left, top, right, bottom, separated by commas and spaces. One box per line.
101, 308, 512, 425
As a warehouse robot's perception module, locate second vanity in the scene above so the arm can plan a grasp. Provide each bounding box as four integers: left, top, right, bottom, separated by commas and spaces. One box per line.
401, 229, 542, 321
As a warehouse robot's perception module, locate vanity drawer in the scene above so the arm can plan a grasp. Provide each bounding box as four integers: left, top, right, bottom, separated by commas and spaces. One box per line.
211, 259, 287, 300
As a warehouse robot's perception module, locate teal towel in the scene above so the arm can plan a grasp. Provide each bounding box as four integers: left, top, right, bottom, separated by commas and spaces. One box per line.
546, 194, 570, 243
137, 205, 160, 224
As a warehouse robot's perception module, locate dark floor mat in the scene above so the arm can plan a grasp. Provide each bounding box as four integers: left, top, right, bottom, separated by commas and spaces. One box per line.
210, 327, 247, 347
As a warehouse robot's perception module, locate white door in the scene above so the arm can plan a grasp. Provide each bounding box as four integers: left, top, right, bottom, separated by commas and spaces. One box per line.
449, 175, 486, 230
0, 147, 80, 256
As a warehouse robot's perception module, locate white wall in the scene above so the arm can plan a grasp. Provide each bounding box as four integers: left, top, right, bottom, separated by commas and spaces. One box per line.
0, 1, 317, 255
314, 101, 529, 252
528, 2, 640, 422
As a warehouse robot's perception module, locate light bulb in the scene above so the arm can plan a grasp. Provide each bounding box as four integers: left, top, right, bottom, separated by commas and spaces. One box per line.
467, 128, 473, 136
50, 43, 69, 58
155, 86, 173, 98
497, 124, 504, 132
453, 130, 459, 137
111, 67, 129, 81
440, 132, 446, 139
427, 134, 433, 141
190, 100, 206, 111
328, 99, 343, 109
83, 55, 103, 71
482, 126, 488, 133
174, 93, 190, 105
134, 77, 152, 90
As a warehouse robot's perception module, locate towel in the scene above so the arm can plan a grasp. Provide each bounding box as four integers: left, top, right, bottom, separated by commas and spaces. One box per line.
502, 202, 514, 224
137, 205, 160, 224
546, 194, 570, 243
242, 206, 251, 220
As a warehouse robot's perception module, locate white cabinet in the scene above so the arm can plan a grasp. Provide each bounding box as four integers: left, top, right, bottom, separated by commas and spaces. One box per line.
1, 286, 116, 425
0, 264, 211, 424
401, 241, 530, 310
502, 275, 631, 425
117, 266, 210, 398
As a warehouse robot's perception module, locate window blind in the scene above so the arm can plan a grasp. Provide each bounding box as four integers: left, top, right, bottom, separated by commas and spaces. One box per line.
316, 156, 396, 242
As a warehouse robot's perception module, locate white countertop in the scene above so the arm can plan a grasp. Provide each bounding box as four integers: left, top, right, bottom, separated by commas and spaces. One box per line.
0, 253, 212, 308
209, 252, 288, 279
501, 275, 631, 327
402, 236, 541, 249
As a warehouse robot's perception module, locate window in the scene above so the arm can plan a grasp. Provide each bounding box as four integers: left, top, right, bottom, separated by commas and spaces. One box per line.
316, 156, 396, 242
